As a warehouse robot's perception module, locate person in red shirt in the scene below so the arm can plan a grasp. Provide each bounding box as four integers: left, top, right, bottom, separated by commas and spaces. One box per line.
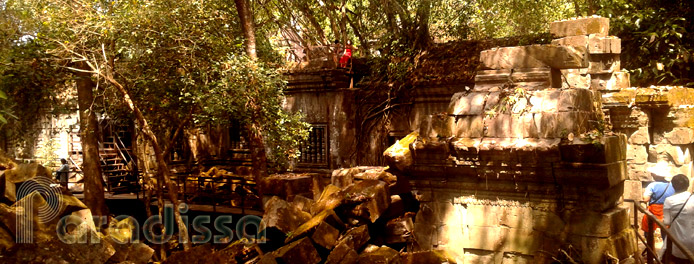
339, 40, 354, 68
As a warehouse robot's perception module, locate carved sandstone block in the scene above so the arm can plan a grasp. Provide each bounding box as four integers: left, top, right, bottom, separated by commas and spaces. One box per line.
550, 16, 610, 37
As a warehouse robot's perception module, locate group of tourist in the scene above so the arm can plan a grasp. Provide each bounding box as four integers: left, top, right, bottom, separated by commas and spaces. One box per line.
332, 39, 354, 68
642, 162, 694, 263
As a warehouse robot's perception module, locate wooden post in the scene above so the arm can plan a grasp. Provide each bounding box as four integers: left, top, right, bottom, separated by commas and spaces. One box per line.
646, 217, 654, 264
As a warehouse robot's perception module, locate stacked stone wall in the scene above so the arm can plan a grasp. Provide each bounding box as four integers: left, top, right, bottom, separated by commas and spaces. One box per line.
603, 87, 694, 223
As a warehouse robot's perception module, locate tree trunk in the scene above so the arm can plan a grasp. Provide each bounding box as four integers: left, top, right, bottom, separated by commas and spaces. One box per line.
339, 0, 347, 44
75, 64, 108, 216
235, 0, 269, 209
346, 9, 371, 55
102, 75, 191, 252
587, 0, 598, 15
296, 0, 327, 45
413, 0, 432, 50
234, 0, 257, 60
246, 121, 267, 205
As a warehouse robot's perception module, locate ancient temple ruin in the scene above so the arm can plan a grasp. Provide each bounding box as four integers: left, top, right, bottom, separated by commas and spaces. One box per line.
274, 16, 644, 263
379, 16, 636, 263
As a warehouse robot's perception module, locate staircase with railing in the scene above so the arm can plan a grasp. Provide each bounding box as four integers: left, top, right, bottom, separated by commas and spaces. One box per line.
99, 126, 139, 193
626, 199, 694, 264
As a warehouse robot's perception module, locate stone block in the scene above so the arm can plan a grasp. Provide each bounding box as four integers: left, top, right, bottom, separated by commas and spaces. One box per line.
528, 92, 544, 113
341, 180, 391, 223
628, 127, 650, 145
623, 180, 642, 202
331, 168, 358, 188
483, 92, 501, 112
552, 35, 620, 54
0, 226, 14, 252
558, 111, 592, 136
354, 167, 397, 185
466, 204, 533, 230
262, 196, 312, 234
464, 226, 543, 255
587, 35, 621, 54
312, 184, 342, 214
552, 35, 589, 48
587, 54, 621, 74
384, 132, 417, 172
287, 209, 344, 244
560, 135, 626, 163
325, 241, 358, 264
420, 114, 452, 138
669, 107, 694, 128
556, 161, 627, 190
537, 113, 558, 138
453, 115, 484, 138
474, 69, 512, 83
531, 210, 566, 238
596, 71, 630, 91
664, 127, 694, 144
626, 144, 648, 164
384, 216, 414, 244
550, 16, 610, 37
261, 175, 313, 200
475, 68, 551, 84
125, 242, 154, 264
520, 113, 538, 138
401, 250, 450, 264
483, 114, 512, 137
568, 229, 637, 263
581, 181, 625, 212
258, 253, 279, 264
540, 89, 561, 112
357, 246, 400, 264
628, 163, 651, 181
463, 249, 502, 264
560, 69, 591, 88
275, 237, 321, 264
339, 225, 371, 251
291, 194, 314, 214
449, 92, 487, 115
310, 220, 340, 250
501, 252, 535, 264
568, 205, 630, 237
510, 114, 525, 138
558, 88, 593, 112
412, 139, 450, 163
649, 145, 692, 166
479, 45, 588, 70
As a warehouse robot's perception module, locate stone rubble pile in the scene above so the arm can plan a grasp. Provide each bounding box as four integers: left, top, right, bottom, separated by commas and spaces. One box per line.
0, 155, 154, 264
164, 166, 451, 264
256, 166, 452, 264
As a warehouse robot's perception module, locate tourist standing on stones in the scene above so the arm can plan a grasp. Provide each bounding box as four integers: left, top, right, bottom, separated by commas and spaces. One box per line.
642, 162, 675, 234
663, 174, 694, 263
339, 40, 354, 68
56, 158, 70, 189
332, 39, 343, 67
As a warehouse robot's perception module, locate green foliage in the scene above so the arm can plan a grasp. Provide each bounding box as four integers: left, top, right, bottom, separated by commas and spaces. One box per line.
432, 0, 575, 40
196, 56, 310, 170
5, 0, 309, 170
597, 0, 694, 86
35, 138, 59, 168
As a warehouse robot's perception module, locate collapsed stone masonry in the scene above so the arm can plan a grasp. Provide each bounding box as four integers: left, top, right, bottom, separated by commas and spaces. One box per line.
603, 87, 694, 219
390, 17, 637, 263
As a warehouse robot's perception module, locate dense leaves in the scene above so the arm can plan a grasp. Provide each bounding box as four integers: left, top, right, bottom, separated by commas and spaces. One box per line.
597, 0, 694, 86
